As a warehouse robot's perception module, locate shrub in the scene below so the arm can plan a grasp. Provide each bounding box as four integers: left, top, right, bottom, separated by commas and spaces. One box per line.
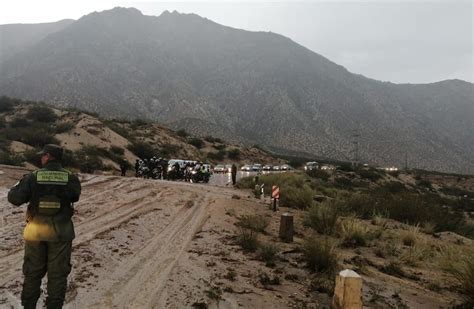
158, 143, 180, 157
109, 146, 124, 156
304, 201, 341, 235
0, 150, 23, 166
0, 117, 5, 129
130, 119, 148, 129
307, 169, 330, 181
0, 96, 16, 112
338, 218, 370, 247
227, 148, 240, 159
302, 237, 339, 274
213, 144, 226, 151
400, 245, 427, 267
127, 141, 155, 158
9, 117, 29, 128
400, 225, 420, 247
176, 129, 188, 138
104, 121, 131, 139
357, 168, 382, 182
224, 270, 237, 281
237, 227, 259, 252
54, 122, 75, 134
20, 127, 59, 147
443, 250, 474, 305
416, 179, 433, 189
258, 272, 281, 287
26, 105, 57, 123
258, 243, 279, 267
236, 214, 269, 233
75, 151, 104, 173
22, 149, 41, 166
207, 150, 225, 161
188, 137, 204, 149
334, 177, 353, 189
281, 185, 314, 209
204, 135, 223, 143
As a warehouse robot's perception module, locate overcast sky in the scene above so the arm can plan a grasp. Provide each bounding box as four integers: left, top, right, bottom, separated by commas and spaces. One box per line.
0, 0, 472, 84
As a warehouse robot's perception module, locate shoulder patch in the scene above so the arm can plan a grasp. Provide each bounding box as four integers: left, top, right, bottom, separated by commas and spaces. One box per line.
36, 170, 69, 185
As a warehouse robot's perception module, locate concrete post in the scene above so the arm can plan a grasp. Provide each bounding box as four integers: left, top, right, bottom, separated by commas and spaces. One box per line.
332, 269, 363, 309
278, 213, 293, 242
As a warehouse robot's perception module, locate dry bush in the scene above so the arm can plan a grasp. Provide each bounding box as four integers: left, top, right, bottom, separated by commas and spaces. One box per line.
258, 243, 279, 267
304, 200, 341, 235
440, 246, 474, 305
400, 244, 428, 266
237, 227, 259, 252
338, 217, 370, 247
400, 225, 421, 247
236, 214, 269, 233
302, 236, 339, 274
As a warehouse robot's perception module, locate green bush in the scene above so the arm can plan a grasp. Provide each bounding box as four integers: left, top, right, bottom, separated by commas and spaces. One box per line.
10, 117, 29, 128
104, 121, 131, 139
307, 169, 330, 181
207, 151, 225, 161
20, 127, 59, 147
0, 96, 16, 112
227, 148, 240, 159
213, 144, 226, 151
357, 168, 382, 182
444, 250, 474, 305
176, 129, 188, 138
0, 117, 5, 129
109, 146, 124, 156
204, 135, 223, 143
188, 137, 204, 149
281, 185, 314, 209
258, 243, 279, 267
302, 237, 339, 274
304, 200, 341, 235
26, 105, 57, 123
127, 141, 155, 158
0, 150, 23, 166
54, 122, 75, 134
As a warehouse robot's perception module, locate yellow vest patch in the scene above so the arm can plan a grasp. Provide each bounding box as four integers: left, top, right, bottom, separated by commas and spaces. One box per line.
36, 170, 69, 185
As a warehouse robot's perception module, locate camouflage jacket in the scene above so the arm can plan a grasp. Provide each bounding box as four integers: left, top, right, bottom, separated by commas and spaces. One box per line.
8, 161, 81, 241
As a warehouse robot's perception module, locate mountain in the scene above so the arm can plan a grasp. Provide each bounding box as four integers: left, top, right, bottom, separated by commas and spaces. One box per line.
0, 7, 472, 173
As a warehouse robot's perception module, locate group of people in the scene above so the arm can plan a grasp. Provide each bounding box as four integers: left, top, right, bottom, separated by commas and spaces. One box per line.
133, 157, 169, 179
133, 157, 211, 183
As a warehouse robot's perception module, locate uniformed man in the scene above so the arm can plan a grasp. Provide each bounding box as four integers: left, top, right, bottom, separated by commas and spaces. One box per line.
8, 144, 81, 309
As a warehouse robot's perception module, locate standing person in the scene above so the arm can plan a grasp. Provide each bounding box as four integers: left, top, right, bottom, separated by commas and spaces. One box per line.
8, 144, 81, 309
231, 163, 237, 186
134, 159, 140, 177
120, 159, 128, 177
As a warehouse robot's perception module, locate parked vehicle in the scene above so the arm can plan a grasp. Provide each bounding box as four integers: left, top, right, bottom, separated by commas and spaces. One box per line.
304, 161, 319, 171
213, 164, 226, 173
241, 165, 252, 171
263, 165, 272, 171
280, 164, 292, 171
252, 164, 262, 172
273, 165, 281, 171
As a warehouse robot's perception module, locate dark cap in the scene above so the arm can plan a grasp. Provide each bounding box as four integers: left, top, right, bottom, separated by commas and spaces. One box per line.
37, 144, 63, 159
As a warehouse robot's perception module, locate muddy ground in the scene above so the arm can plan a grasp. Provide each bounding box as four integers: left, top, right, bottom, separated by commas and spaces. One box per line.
0, 164, 468, 308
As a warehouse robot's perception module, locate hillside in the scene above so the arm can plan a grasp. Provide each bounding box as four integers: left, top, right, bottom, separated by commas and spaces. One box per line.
0, 162, 473, 307
0, 7, 473, 174
0, 97, 281, 172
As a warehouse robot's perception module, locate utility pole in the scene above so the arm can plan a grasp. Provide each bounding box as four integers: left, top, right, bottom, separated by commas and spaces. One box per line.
352, 130, 360, 167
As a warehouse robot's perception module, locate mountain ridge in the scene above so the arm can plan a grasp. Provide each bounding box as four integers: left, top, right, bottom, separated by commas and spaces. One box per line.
0, 7, 472, 174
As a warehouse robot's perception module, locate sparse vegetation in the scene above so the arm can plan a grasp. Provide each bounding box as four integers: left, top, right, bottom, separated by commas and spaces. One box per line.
227, 148, 240, 159
302, 236, 338, 274
26, 105, 58, 123
176, 129, 189, 138
338, 217, 370, 247
258, 243, 279, 267
188, 137, 204, 149
237, 227, 259, 252
236, 214, 269, 233
304, 201, 341, 235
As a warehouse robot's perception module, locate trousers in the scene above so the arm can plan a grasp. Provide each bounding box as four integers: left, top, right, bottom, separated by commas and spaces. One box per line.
22, 240, 72, 309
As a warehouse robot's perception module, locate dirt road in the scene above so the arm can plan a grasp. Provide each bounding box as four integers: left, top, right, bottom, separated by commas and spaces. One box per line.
0, 165, 243, 308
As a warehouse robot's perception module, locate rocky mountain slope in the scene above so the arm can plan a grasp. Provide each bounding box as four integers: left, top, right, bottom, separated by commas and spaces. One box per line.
0, 7, 472, 173
0, 98, 280, 172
